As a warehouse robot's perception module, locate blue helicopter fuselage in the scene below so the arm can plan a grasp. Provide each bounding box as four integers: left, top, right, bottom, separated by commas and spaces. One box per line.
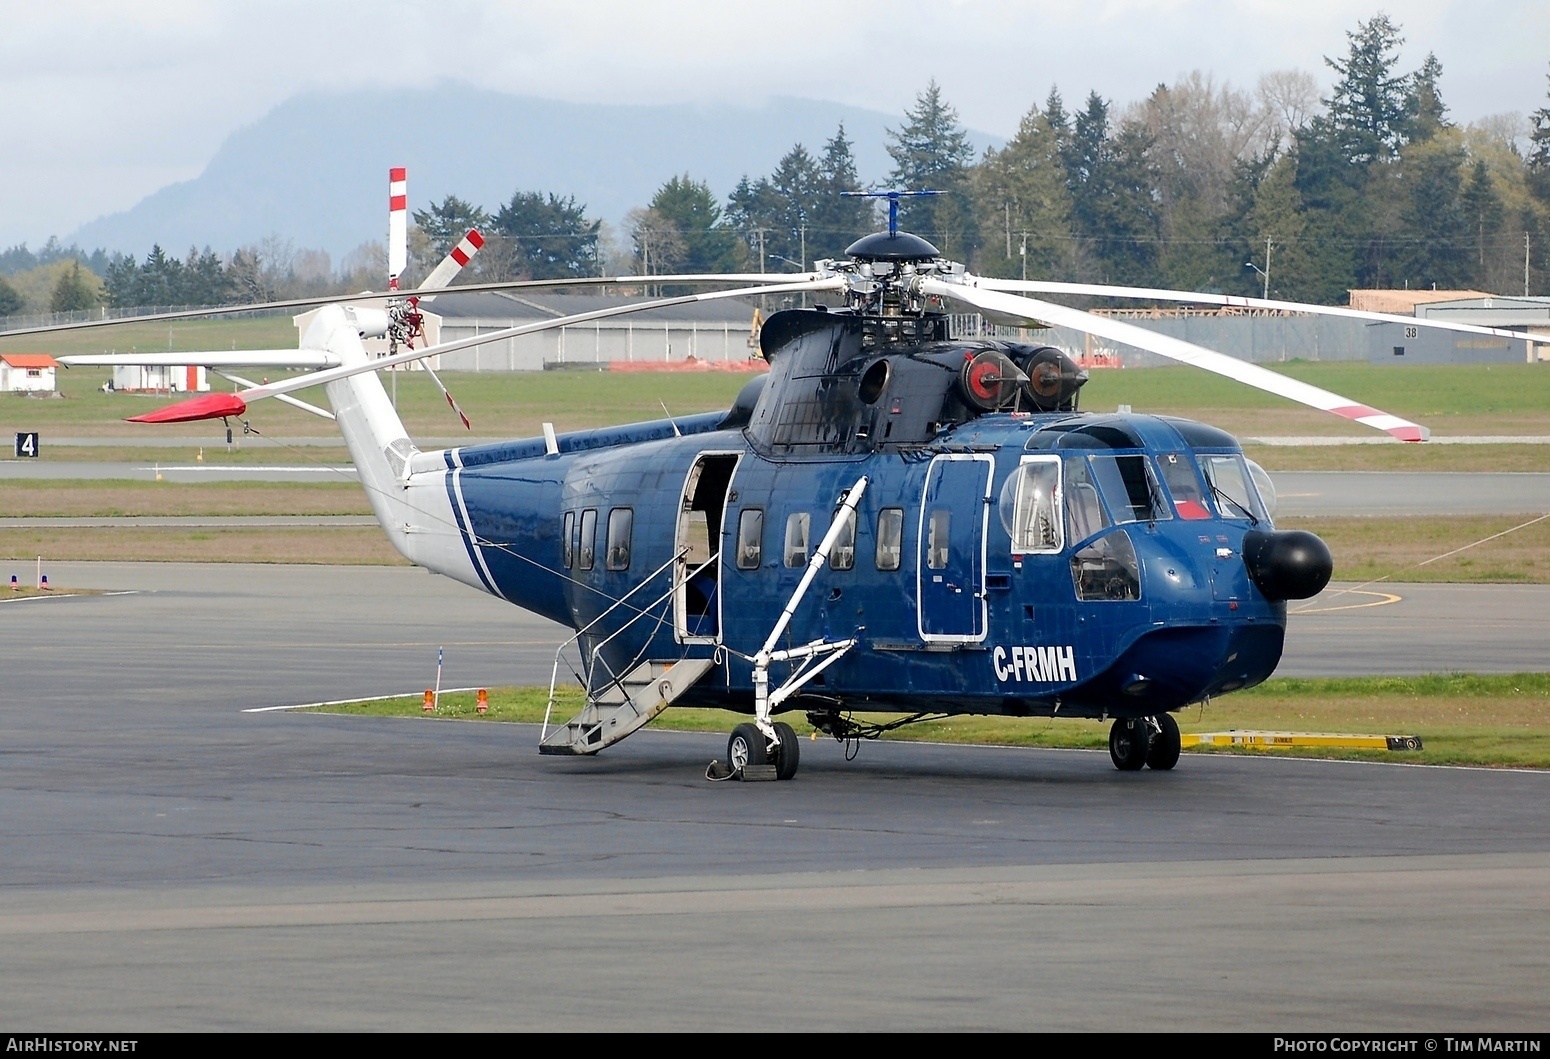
444, 405, 1288, 722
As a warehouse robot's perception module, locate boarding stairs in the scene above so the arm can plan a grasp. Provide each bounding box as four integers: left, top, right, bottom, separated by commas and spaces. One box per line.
539, 657, 713, 755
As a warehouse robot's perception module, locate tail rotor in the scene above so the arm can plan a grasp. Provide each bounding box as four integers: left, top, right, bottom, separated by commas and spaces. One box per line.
384, 167, 483, 430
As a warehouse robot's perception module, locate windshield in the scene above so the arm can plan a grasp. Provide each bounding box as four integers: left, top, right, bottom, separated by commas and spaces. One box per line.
1197, 454, 1269, 523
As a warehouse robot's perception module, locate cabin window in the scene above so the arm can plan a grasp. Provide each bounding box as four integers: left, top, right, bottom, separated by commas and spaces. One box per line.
578, 509, 597, 570
1197, 454, 1267, 523
830, 511, 856, 571
1088, 454, 1168, 524
875, 508, 904, 571
562, 511, 575, 568
736, 508, 764, 570
1063, 458, 1110, 546
999, 457, 1062, 553
1157, 452, 1211, 520
784, 513, 811, 568
927, 510, 951, 570
606, 507, 634, 571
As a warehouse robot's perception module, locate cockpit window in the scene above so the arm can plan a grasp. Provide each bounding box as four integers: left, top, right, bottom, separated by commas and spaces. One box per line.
1157, 452, 1211, 520
1197, 454, 1268, 523
1088, 454, 1168, 524
1064, 457, 1111, 545
999, 457, 1062, 553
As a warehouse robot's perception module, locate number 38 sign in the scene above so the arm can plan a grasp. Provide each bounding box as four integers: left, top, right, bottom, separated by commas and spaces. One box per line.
15, 432, 39, 458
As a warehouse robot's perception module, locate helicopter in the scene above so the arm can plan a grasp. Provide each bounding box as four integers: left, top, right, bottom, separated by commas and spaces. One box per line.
36, 174, 1537, 780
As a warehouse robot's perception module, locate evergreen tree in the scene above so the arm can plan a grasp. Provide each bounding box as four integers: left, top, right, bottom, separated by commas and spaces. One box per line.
1323, 13, 1413, 166
1408, 52, 1449, 143
1460, 159, 1505, 279
491, 191, 600, 281
726, 144, 823, 270
1393, 133, 1470, 288
1043, 87, 1071, 157
969, 102, 1073, 279
812, 124, 874, 257
1061, 93, 1160, 281
1528, 66, 1550, 203
886, 81, 976, 254
49, 261, 97, 313
649, 175, 744, 275
413, 196, 492, 260
180, 247, 229, 306
0, 274, 23, 317
1244, 152, 1316, 300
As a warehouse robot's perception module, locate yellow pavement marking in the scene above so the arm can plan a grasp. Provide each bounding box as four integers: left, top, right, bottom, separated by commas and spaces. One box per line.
1290, 589, 1403, 615
1183, 731, 1423, 751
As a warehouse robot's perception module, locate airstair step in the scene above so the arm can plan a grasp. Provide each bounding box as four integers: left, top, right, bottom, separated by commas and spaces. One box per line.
540, 657, 714, 756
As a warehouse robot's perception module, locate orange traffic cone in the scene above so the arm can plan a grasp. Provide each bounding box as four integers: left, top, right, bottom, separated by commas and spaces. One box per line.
476, 689, 489, 715
422, 689, 435, 713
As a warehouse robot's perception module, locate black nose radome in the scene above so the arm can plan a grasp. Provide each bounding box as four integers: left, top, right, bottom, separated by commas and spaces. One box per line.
1242, 530, 1333, 601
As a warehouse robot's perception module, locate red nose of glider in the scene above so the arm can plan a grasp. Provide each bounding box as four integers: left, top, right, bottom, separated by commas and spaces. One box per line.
126, 392, 249, 424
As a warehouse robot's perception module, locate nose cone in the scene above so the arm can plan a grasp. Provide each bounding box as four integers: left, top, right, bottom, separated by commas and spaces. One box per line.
1242, 530, 1333, 601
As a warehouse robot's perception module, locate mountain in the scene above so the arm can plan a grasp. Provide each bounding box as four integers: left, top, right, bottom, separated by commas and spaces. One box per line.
69, 85, 1003, 262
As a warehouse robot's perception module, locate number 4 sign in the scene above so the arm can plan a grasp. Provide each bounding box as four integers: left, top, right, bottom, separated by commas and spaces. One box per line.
15, 432, 39, 458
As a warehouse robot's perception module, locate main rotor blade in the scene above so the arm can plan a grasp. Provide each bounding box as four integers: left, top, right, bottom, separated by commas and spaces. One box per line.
924, 277, 1430, 442
978, 277, 1530, 344
127, 276, 842, 423
59, 351, 340, 369
0, 272, 828, 341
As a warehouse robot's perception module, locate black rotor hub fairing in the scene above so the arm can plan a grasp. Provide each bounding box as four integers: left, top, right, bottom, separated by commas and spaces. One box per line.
745, 308, 1088, 455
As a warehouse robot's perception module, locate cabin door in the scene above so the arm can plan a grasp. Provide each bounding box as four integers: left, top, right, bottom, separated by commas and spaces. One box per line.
674, 452, 740, 643
917, 453, 993, 643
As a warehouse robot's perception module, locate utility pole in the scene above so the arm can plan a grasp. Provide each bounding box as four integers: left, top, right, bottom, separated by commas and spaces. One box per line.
1527, 233, 1533, 297
1263, 236, 1274, 299
1005, 202, 1012, 259
1019, 232, 1028, 282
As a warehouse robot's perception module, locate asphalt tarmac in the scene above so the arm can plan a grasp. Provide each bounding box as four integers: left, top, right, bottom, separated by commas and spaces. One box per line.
2, 562, 1547, 1030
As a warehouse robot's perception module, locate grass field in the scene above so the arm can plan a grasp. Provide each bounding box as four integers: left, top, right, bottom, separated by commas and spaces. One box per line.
307, 672, 1550, 769
1280, 515, 1550, 584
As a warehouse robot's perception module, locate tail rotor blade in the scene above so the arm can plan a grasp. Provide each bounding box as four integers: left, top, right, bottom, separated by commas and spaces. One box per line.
423, 364, 471, 430
418, 229, 485, 302
388, 166, 408, 289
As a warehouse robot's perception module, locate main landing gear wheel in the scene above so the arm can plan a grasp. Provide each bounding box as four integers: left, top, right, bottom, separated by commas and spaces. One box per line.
1146, 713, 1181, 771
1109, 718, 1151, 771
773, 721, 799, 781
728, 723, 769, 772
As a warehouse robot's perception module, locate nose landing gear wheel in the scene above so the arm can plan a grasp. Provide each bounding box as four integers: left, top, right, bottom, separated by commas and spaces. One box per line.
1109, 718, 1151, 771
1146, 713, 1181, 771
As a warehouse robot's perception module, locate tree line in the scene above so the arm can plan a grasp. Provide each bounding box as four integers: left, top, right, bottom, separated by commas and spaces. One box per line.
6, 12, 1550, 318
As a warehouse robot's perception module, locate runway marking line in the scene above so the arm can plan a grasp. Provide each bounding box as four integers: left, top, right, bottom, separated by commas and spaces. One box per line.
1291, 589, 1403, 614
0, 590, 138, 605
246, 687, 483, 713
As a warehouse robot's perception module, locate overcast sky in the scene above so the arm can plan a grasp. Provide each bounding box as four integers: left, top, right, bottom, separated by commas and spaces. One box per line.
5, 0, 1547, 250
